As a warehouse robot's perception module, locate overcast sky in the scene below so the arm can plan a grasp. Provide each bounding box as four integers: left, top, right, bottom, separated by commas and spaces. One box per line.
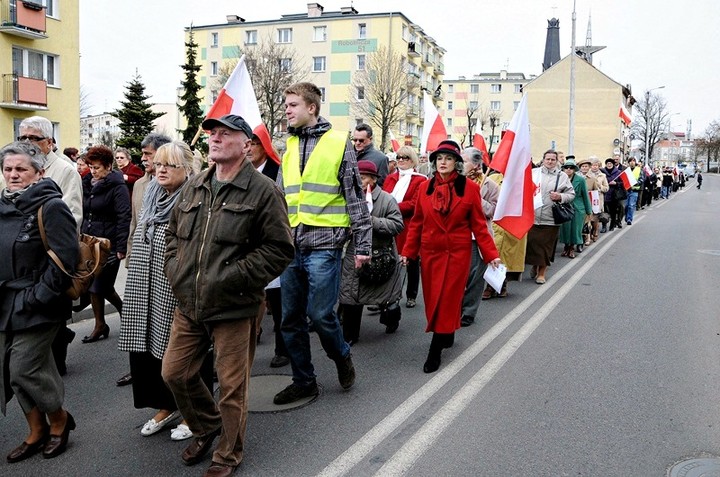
80, 0, 720, 137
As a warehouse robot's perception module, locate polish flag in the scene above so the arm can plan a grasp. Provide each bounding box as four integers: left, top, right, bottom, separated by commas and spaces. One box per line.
472, 129, 490, 166
389, 130, 401, 152
490, 95, 534, 239
420, 91, 447, 153
619, 102, 632, 127
205, 55, 279, 164
643, 164, 653, 177
618, 167, 638, 190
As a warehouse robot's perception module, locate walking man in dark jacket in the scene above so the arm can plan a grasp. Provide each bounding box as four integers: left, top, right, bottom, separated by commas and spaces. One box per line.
353, 123, 389, 186
162, 114, 294, 477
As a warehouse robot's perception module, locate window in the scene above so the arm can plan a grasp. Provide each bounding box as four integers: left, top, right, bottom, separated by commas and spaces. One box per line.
277, 28, 293, 43
278, 58, 292, 72
447, 118, 453, 127
319, 87, 326, 103
313, 26, 327, 42
515, 84, 523, 93
447, 101, 453, 111
402, 25, 408, 41
469, 100, 478, 110
245, 30, 257, 45
470, 84, 479, 94
43, 0, 57, 18
355, 118, 364, 127
312, 56, 326, 72
211, 90, 219, 103
357, 54, 365, 70
210, 61, 218, 76
12, 47, 60, 87
514, 101, 520, 111
357, 86, 365, 101
491, 84, 502, 93
211, 32, 219, 48
490, 101, 501, 111
358, 23, 367, 39
448, 84, 454, 93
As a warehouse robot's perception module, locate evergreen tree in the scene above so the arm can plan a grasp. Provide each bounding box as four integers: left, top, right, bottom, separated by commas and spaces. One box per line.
178, 29, 207, 153
112, 74, 164, 160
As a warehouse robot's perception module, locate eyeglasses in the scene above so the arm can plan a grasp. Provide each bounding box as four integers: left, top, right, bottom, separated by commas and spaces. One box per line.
351, 138, 367, 143
17, 135, 46, 142
397, 156, 411, 161
152, 162, 183, 169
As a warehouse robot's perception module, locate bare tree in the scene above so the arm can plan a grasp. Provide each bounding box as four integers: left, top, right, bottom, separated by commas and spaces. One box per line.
80, 85, 92, 117
461, 96, 483, 147
696, 120, 720, 172
217, 35, 307, 138
352, 46, 419, 151
631, 91, 671, 163
487, 112, 502, 157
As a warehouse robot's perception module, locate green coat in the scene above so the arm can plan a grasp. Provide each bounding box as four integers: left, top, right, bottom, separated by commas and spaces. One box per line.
559, 173, 592, 245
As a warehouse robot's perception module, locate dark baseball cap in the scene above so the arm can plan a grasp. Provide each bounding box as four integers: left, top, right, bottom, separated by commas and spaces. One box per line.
201, 114, 253, 138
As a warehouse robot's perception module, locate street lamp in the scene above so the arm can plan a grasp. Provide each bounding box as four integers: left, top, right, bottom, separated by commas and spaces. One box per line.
645, 85, 665, 166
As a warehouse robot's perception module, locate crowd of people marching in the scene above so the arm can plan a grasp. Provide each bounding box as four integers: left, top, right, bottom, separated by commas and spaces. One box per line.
0, 83, 699, 476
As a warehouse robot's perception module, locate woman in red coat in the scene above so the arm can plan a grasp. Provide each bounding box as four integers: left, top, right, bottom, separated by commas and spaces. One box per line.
401, 140, 501, 373
114, 147, 144, 194
382, 145, 427, 308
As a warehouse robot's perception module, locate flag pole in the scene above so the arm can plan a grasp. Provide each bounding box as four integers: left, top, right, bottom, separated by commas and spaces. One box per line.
190, 125, 203, 147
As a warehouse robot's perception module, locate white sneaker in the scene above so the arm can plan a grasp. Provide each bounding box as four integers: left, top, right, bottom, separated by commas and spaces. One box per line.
140, 410, 179, 436
170, 423, 193, 441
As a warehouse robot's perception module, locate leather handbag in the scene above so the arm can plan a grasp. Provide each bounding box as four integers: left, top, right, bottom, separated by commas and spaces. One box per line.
551, 175, 574, 224
38, 206, 111, 300
359, 245, 397, 284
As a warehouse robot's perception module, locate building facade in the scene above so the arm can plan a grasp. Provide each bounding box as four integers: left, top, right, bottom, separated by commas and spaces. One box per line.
523, 54, 633, 162
0, 0, 79, 147
189, 3, 445, 147
442, 71, 529, 150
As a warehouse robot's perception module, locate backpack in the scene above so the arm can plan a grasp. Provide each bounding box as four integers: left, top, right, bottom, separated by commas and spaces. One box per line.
38, 205, 111, 300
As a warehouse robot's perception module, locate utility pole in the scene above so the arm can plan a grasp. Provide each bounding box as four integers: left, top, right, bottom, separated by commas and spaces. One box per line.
568, 0, 577, 155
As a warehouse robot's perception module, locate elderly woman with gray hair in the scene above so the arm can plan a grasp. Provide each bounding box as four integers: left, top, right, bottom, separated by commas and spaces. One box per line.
459, 147, 500, 326
118, 141, 212, 440
0, 142, 79, 462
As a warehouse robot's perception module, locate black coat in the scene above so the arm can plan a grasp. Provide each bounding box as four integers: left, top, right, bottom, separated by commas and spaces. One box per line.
82, 170, 131, 254
0, 179, 78, 331
260, 158, 280, 181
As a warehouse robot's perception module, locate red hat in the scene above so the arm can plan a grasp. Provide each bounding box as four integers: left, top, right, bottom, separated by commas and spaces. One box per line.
357, 160, 379, 177
429, 140, 463, 163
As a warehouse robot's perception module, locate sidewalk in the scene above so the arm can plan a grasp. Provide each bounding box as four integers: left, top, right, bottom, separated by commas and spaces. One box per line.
69, 262, 127, 324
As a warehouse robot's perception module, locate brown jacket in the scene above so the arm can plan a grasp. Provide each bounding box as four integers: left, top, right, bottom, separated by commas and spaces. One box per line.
165, 160, 294, 322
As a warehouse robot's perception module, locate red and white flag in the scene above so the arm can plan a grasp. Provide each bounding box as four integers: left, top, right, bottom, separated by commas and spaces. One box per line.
618, 167, 638, 190
205, 55, 279, 164
490, 95, 534, 239
472, 129, 490, 166
389, 130, 401, 152
420, 91, 447, 153
619, 101, 632, 127
643, 164, 653, 177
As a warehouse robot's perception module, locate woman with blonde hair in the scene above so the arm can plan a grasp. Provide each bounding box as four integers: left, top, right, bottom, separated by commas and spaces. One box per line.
118, 141, 212, 440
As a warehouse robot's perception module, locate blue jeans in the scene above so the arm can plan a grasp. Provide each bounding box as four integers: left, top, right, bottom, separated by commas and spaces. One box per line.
280, 249, 350, 387
625, 190, 638, 223
661, 186, 671, 198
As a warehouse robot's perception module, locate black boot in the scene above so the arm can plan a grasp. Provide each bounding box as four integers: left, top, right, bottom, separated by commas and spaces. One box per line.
424, 332, 454, 373
379, 302, 401, 334
342, 305, 363, 346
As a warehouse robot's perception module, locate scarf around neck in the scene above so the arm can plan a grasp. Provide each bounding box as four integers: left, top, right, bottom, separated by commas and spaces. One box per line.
430, 171, 458, 215
137, 178, 186, 244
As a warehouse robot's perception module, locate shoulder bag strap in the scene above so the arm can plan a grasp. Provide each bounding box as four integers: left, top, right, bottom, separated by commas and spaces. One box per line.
38, 205, 72, 277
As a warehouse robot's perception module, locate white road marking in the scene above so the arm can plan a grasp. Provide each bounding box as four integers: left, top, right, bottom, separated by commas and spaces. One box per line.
318, 219, 634, 477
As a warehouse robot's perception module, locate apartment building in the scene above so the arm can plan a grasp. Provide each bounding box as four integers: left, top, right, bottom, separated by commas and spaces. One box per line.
442, 71, 528, 150
189, 3, 445, 146
0, 0, 79, 147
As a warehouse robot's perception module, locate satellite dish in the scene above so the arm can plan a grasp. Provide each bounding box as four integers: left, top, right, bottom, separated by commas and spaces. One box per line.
630, 134, 636, 141
613, 138, 620, 146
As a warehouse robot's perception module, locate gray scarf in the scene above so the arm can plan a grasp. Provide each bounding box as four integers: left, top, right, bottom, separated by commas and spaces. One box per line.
137, 178, 187, 244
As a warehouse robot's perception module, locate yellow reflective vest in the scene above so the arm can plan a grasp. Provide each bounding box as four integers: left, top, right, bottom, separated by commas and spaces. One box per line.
283, 129, 351, 227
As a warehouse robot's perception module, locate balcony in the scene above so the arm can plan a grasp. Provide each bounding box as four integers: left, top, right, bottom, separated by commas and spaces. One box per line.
0, 1, 47, 39
407, 42, 420, 57
405, 105, 418, 117
435, 62, 444, 74
422, 54, 432, 67
0, 74, 48, 110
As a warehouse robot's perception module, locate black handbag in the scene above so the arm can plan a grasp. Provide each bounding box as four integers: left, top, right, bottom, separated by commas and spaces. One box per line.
551, 175, 574, 224
359, 246, 396, 284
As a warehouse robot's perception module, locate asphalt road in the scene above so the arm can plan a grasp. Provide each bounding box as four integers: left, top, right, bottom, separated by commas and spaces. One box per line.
2, 175, 719, 477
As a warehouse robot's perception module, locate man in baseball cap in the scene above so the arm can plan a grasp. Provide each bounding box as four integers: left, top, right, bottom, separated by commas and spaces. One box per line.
201, 114, 254, 139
